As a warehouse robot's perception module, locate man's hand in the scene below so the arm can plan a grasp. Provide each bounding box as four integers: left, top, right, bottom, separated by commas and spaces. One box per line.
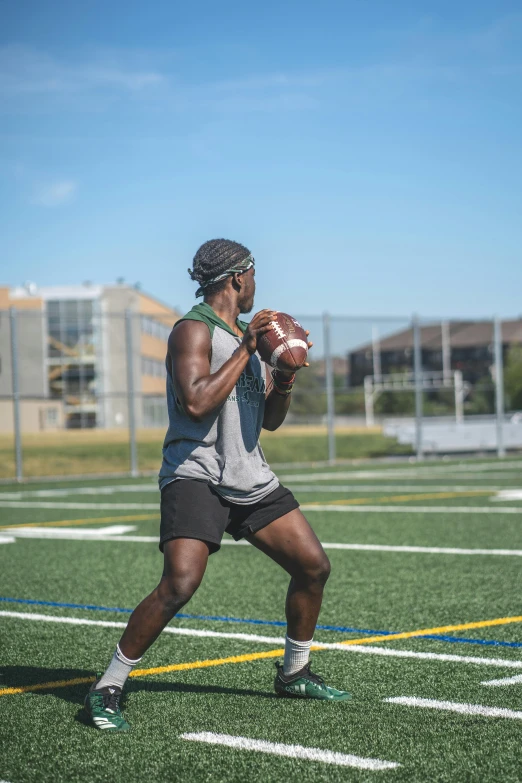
242, 309, 276, 355
302, 330, 313, 368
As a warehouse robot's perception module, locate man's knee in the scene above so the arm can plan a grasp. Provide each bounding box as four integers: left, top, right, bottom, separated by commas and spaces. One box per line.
300, 550, 331, 587
157, 570, 202, 613
158, 538, 209, 615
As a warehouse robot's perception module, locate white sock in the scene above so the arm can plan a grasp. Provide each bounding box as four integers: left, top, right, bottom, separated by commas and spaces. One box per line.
283, 635, 312, 676
96, 644, 142, 691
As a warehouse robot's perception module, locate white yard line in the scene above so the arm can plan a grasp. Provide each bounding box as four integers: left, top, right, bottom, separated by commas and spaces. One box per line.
0, 536, 15, 544
6, 525, 135, 539
180, 732, 399, 770
345, 646, 522, 669
385, 696, 522, 720
481, 674, 522, 686
0, 484, 157, 500
0, 460, 519, 499
289, 485, 502, 493
301, 505, 522, 514
2, 528, 164, 544
6, 527, 522, 556
0, 501, 158, 510
281, 463, 522, 482
0, 484, 505, 500
291, 473, 522, 481
492, 490, 522, 501
316, 543, 522, 556
4, 501, 521, 513
40, 534, 160, 543
2, 610, 522, 670
7, 527, 522, 556
0, 611, 285, 644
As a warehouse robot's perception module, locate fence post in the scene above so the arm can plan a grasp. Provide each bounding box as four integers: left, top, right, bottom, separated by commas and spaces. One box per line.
454, 370, 464, 424
441, 320, 451, 384
412, 314, 423, 461
364, 376, 375, 427
322, 312, 336, 465
10, 307, 23, 482
372, 325, 381, 382
125, 310, 139, 477
493, 316, 505, 458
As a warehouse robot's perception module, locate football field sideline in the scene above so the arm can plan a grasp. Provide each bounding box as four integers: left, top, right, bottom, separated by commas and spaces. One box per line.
1, 456, 522, 782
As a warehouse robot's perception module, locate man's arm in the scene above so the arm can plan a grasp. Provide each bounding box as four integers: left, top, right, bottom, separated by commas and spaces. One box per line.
262, 331, 313, 431
168, 310, 274, 422
262, 369, 293, 431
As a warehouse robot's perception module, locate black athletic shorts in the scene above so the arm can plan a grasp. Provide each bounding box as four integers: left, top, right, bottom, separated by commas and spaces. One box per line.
159, 479, 299, 554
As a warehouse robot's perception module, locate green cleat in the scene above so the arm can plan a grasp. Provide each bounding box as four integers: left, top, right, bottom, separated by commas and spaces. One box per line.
274, 661, 352, 701
84, 682, 130, 731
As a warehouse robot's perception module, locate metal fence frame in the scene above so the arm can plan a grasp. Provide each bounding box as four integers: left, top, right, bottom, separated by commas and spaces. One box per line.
3, 309, 514, 481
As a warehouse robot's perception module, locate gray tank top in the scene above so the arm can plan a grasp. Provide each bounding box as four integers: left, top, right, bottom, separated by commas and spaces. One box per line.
159, 302, 279, 504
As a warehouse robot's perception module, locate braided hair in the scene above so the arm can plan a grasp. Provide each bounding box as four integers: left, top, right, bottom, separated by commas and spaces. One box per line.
189, 239, 253, 297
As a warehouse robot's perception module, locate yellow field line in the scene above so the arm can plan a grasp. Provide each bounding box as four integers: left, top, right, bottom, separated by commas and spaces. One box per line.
337, 615, 522, 646
305, 490, 492, 506
0, 513, 157, 531
0, 676, 97, 696
2, 614, 522, 697
130, 649, 286, 679
0, 650, 286, 696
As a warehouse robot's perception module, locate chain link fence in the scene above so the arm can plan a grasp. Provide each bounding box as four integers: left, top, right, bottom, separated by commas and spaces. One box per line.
1, 307, 521, 481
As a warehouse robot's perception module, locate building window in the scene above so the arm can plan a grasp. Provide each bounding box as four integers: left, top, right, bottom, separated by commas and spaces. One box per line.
46, 299, 97, 428
142, 396, 169, 428
141, 315, 171, 342
141, 356, 166, 378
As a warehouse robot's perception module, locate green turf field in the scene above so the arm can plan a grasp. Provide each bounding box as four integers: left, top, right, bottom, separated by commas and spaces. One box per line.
1, 456, 522, 782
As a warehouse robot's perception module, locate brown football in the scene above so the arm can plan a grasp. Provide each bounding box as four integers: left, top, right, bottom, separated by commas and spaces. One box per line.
257, 312, 308, 371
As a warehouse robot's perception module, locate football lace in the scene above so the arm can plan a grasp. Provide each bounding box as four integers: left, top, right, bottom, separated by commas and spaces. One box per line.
271, 321, 285, 340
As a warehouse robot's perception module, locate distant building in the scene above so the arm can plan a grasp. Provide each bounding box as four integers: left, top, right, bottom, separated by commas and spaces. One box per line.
348, 319, 522, 388
0, 283, 181, 433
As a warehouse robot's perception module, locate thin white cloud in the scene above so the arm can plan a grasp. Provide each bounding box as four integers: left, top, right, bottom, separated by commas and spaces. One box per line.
0, 45, 164, 95
1, 12, 520, 117
213, 72, 325, 92
33, 180, 78, 207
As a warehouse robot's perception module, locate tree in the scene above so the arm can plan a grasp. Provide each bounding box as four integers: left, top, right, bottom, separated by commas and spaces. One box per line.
465, 377, 494, 415
504, 345, 522, 411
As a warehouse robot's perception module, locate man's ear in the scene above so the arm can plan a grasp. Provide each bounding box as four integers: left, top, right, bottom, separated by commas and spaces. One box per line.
231, 272, 242, 292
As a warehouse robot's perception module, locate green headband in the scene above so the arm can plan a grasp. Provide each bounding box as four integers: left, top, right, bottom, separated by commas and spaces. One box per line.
190, 254, 255, 298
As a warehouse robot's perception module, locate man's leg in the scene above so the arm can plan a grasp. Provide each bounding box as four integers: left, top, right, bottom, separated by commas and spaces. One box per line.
248, 507, 330, 641
85, 538, 210, 730
248, 508, 351, 701
118, 537, 210, 659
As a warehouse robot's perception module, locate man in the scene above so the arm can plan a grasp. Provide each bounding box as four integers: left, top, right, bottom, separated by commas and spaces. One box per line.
85, 238, 351, 731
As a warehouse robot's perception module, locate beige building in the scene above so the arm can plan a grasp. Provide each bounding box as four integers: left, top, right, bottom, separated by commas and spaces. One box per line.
0, 283, 181, 433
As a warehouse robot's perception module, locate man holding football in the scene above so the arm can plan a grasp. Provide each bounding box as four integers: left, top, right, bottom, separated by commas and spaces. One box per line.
85, 238, 351, 731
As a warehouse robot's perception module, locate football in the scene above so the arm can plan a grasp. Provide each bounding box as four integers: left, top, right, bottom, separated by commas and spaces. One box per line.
257, 312, 308, 371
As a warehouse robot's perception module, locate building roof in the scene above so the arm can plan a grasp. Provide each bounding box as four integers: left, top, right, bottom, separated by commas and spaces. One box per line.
10, 283, 103, 301
7, 283, 180, 317
351, 319, 522, 354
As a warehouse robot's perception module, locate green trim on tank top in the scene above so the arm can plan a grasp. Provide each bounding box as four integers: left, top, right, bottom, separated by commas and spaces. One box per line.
177, 302, 247, 339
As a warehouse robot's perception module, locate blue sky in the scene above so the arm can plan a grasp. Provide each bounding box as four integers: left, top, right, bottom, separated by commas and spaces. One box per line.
1, 0, 521, 319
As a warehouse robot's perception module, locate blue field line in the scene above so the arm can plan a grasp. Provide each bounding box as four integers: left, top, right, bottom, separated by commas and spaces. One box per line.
0, 596, 375, 632
423, 634, 522, 649
1, 595, 522, 649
